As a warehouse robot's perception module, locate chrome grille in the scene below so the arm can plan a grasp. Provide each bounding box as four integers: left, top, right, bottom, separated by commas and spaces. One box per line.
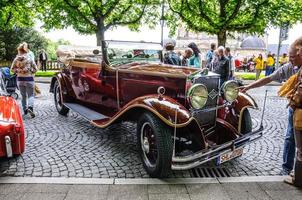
192, 74, 220, 126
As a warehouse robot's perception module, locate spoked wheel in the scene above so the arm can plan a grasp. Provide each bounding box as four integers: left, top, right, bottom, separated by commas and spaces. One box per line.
54, 81, 69, 116
137, 112, 173, 178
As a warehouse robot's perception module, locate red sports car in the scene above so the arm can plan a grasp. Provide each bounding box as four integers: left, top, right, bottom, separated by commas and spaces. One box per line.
0, 73, 25, 157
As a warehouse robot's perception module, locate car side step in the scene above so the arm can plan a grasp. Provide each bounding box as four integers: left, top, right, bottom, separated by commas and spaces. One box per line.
64, 103, 108, 121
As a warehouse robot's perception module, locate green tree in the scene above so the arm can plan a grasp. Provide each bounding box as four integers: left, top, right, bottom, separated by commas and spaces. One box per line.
0, 28, 48, 61
39, 0, 159, 64
47, 39, 71, 60
167, 0, 302, 46
0, 0, 36, 29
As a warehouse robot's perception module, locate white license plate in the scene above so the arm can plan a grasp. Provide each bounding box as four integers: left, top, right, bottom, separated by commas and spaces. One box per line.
217, 148, 244, 164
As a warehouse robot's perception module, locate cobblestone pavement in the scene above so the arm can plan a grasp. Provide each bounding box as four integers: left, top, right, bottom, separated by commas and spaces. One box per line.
0, 84, 288, 178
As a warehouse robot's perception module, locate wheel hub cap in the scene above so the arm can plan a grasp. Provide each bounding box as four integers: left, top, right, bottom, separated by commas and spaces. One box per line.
143, 137, 150, 154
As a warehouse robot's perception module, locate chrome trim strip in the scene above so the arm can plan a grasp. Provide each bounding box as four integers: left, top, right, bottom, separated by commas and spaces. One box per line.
116, 68, 120, 110
172, 130, 263, 170
5, 136, 13, 158
172, 126, 263, 163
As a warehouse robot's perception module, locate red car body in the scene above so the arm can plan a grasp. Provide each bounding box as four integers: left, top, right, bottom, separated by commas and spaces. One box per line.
0, 96, 25, 157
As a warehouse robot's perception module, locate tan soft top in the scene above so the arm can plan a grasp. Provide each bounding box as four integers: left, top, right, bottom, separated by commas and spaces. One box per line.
56, 45, 102, 64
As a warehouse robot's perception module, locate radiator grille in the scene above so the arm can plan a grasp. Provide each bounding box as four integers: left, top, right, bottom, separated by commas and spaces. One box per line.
192, 75, 220, 126
190, 167, 231, 178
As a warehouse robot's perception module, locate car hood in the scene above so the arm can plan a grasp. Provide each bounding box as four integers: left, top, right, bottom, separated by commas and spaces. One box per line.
120, 62, 199, 78
0, 96, 18, 123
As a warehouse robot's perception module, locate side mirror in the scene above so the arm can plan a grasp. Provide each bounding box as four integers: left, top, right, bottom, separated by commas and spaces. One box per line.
93, 49, 100, 55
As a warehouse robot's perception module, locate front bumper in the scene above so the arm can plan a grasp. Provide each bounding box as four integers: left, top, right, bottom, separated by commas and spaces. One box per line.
171, 125, 263, 170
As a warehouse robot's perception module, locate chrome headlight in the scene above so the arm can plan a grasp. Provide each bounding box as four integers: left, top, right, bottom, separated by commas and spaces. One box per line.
187, 84, 208, 109
223, 80, 239, 102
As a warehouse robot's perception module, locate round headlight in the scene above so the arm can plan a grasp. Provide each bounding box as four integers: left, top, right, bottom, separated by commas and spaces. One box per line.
223, 81, 239, 102
187, 84, 208, 109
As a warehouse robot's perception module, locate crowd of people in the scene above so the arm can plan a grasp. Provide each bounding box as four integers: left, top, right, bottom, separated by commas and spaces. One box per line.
240, 36, 302, 187
163, 40, 234, 86
164, 37, 302, 187
252, 52, 289, 80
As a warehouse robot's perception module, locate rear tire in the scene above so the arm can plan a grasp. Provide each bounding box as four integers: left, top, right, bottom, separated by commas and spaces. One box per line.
54, 81, 69, 116
241, 109, 252, 134
137, 112, 173, 178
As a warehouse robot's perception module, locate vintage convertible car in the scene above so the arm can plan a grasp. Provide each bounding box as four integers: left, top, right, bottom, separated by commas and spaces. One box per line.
50, 41, 264, 177
0, 70, 25, 157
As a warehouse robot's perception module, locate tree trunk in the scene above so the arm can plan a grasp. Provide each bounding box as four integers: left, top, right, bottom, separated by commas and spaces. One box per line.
96, 22, 109, 65
217, 30, 227, 47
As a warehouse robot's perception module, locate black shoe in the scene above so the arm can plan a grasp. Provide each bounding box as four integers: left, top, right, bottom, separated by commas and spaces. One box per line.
23, 109, 28, 117
27, 107, 35, 118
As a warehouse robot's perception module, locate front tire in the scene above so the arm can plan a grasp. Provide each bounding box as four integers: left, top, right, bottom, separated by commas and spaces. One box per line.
137, 112, 173, 178
241, 109, 252, 134
54, 81, 69, 116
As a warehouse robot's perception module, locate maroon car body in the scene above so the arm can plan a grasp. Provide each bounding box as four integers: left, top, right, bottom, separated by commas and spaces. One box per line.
50, 42, 263, 177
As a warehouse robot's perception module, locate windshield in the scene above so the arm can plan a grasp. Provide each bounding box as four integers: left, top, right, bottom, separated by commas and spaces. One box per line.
108, 48, 161, 65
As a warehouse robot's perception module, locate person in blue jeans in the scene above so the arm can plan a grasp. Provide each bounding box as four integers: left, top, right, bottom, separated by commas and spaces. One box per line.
283, 107, 295, 174
11, 42, 37, 118
239, 46, 301, 175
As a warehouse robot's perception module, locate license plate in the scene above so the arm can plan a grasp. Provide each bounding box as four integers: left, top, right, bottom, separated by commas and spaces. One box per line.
217, 148, 244, 164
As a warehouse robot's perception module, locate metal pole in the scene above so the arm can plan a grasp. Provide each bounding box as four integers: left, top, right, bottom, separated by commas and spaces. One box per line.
160, 0, 165, 46
276, 27, 282, 69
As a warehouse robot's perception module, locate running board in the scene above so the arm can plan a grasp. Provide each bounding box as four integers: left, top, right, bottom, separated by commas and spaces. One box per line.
64, 103, 108, 121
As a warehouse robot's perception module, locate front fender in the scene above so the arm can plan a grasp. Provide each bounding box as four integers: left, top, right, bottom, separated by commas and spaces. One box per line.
135, 95, 192, 127
234, 92, 258, 112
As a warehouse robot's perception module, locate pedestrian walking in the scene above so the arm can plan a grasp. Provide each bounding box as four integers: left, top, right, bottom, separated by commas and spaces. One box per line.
188, 42, 202, 68
180, 48, 193, 66
212, 46, 230, 86
25, 43, 41, 97
254, 54, 264, 80
282, 70, 302, 187
225, 47, 235, 79
280, 53, 289, 66
265, 54, 275, 76
205, 43, 216, 68
239, 36, 302, 176
11, 42, 37, 118
163, 39, 181, 66
39, 49, 48, 71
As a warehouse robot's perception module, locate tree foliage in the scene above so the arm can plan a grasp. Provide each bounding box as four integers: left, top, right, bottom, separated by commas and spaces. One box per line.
38, 0, 160, 63
47, 39, 71, 60
0, 28, 49, 61
0, 0, 36, 29
167, 0, 302, 46
38, 0, 160, 42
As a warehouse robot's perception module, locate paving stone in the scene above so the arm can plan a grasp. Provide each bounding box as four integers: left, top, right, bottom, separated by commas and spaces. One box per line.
20, 193, 66, 200
0, 84, 288, 178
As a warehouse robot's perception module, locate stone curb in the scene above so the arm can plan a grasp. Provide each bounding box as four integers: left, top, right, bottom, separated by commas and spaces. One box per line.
0, 176, 285, 185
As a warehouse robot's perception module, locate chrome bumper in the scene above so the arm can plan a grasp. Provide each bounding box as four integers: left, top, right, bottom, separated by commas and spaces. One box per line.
171, 126, 263, 170
4, 136, 13, 158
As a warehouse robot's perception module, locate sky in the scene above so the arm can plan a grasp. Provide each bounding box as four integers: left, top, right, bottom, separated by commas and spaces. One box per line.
35, 23, 302, 47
